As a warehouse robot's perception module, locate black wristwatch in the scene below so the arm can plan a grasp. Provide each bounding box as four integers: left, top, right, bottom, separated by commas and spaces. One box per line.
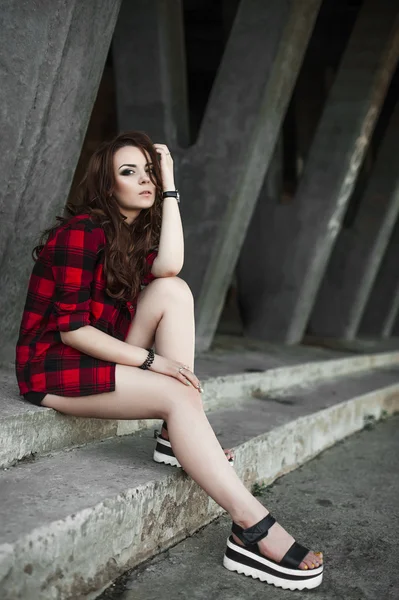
162, 189, 180, 203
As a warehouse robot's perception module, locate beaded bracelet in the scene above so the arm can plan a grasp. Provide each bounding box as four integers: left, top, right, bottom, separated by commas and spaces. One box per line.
139, 348, 155, 370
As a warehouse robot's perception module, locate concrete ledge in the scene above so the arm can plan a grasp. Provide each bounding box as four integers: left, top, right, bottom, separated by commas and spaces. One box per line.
202, 350, 399, 406
0, 408, 161, 470
1, 383, 398, 600
2, 350, 399, 469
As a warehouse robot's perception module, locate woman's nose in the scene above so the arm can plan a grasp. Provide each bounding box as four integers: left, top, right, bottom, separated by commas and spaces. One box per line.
139, 170, 150, 183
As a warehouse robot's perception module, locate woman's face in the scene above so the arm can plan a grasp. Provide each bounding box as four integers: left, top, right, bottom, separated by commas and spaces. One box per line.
112, 145, 156, 222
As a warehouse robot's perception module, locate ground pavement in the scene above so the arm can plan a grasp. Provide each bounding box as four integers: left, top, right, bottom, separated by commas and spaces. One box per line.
100, 415, 399, 600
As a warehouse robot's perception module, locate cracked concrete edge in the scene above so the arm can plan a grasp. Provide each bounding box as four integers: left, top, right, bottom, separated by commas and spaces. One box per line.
2, 350, 398, 469
1, 384, 398, 600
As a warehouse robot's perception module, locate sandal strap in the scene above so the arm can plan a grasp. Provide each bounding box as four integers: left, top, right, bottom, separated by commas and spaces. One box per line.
280, 541, 310, 569
232, 513, 276, 546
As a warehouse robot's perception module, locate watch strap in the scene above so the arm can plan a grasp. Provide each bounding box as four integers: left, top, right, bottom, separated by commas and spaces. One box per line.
162, 190, 180, 202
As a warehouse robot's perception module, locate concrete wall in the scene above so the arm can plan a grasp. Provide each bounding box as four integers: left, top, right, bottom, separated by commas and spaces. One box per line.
0, 0, 122, 363
232, 0, 399, 344
1, 0, 399, 363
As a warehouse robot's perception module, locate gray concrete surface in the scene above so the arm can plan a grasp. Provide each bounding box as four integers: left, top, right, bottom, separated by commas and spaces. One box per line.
242, 0, 399, 344
2, 368, 398, 544
113, 0, 189, 146
2, 336, 398, 469
1, 369, 398, 599
360, 218, 399, 338
178, 0, 322, 351
310, 101, 399, 339
237, 138, 284, 337
100, 415, 399, 600
0, 0, 122, 362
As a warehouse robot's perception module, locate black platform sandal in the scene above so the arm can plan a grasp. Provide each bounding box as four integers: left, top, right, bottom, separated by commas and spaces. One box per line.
223, 514, 324, 591
153, 422, 234, 468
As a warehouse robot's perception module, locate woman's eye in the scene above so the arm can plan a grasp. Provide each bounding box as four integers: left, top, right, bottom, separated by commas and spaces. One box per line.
121, 169, 134, 176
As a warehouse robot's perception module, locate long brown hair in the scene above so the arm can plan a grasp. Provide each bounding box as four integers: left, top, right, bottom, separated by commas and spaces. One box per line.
33, 131, 163, 302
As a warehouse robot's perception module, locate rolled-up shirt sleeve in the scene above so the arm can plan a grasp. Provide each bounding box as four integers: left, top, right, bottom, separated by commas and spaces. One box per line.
142, 250, 158, 286
51, 224, 102, 332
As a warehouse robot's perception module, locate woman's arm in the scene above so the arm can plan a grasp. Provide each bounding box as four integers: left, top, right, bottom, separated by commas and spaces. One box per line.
150, 144, 184, 278
51, 221, 201, 388
61, 326, 201, 389
61, 326, 148, 366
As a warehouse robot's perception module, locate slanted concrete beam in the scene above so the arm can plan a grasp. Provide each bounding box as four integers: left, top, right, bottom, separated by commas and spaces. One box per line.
392, 304, 399, 338
310, 102, 399, 339
359, 218, 399, 338
0, 0, 122, 362
236, 139, 283, 333
381, 282, 399, 338
179, 0, 322, 351
240, 0, 399, 344
113, 0, 189, 146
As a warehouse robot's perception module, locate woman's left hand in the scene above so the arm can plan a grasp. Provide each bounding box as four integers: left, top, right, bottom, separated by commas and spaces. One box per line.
154, 143, 175, 191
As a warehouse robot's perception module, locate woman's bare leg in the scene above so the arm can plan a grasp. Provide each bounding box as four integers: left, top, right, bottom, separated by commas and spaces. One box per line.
43, 364, 321, 570
125, 277, 233, 460
125, 277, 195, 368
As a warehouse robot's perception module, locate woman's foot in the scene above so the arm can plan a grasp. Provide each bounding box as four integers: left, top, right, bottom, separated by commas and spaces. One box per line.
232, 517, 323, 570
160, 424, 235, 463
225, 514, 324, 590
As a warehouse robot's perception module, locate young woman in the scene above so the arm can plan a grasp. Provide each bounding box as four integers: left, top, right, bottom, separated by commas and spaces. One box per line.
15, 131, 323, 591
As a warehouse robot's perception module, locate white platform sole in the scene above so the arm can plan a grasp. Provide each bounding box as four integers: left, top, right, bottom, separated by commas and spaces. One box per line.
153, 449, 181, 467
223, 556, 323, 590
153, 435, 234, 468
223, 537, 323, 591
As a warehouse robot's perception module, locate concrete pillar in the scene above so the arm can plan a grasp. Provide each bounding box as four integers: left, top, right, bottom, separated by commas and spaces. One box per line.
236, 139, 283, 333
113, 0, 189, 147
381, 283, 399, 338
392, 304, 399, 337
309, 101, 399, 339
238, 0, 399, 344
294, 61, 327, 176
359, 218, 399, 338
179, 0, 322, 352
0, 0, 122, 362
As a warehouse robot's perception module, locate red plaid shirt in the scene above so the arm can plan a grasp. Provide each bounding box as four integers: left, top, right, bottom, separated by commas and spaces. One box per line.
16, 214, 157, 397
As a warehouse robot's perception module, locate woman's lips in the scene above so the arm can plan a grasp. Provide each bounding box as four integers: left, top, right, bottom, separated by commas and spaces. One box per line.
139, 191, 152, 196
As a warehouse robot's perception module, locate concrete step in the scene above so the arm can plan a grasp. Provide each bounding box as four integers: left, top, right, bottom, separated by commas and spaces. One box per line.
1, 368, 398, 600
103, 415, 399, 600
1, 349, 398, 469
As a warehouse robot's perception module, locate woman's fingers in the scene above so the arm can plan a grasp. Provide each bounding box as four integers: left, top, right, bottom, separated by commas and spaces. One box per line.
154, 143, 171, 156
176, 367, 202, 391
153, 144, 175, 189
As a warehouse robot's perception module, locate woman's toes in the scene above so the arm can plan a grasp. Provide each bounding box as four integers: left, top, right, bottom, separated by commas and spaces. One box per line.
296, 552, 323, 570
303, 553, 319, 569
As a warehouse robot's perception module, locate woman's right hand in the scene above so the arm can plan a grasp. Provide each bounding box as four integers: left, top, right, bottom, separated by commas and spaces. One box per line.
150, 354, 203, 392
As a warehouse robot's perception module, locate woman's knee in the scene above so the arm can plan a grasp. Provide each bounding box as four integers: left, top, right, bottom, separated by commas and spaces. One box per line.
147, 276, 193, 305
164, 386, 204, 420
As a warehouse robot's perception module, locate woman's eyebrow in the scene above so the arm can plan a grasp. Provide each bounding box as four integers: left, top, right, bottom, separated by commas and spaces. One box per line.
118, 163, 153, 169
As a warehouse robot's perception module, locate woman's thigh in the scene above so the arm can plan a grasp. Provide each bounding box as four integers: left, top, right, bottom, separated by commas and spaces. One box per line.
41, 364, 201, 420
125, 276, 193, 347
